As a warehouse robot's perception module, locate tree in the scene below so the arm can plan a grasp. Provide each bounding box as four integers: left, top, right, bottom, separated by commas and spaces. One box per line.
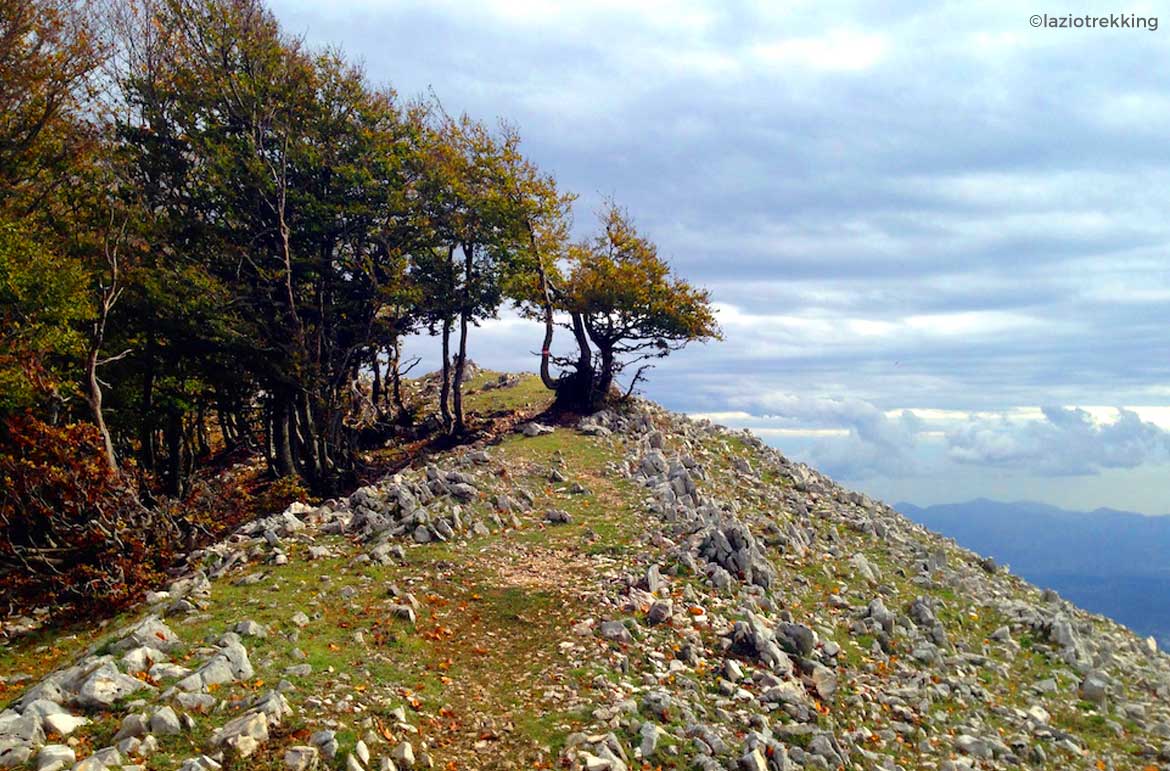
111, 0, 422, 492
0, 0, 104, 219
415, 113, 527, 434
0, 223, 91, 416
559, 204, 721, 410
492, 123, 577, 393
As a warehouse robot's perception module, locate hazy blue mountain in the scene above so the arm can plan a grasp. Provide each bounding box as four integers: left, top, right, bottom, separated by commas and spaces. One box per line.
895, 498, 1170, 647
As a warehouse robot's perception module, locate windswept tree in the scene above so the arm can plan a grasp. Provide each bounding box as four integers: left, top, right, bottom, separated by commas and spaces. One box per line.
492, 124, 577, 393
557, 204, 721, 410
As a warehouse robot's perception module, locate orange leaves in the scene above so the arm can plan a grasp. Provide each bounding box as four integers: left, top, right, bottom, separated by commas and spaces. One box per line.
423, 624, 455, 642
375, 718, 395, 743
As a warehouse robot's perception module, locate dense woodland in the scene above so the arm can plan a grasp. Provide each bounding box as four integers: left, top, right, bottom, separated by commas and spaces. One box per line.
0, 0, 719, 616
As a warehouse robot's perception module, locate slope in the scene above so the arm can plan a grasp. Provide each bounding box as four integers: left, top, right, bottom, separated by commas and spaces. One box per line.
2, 375, 1169, 771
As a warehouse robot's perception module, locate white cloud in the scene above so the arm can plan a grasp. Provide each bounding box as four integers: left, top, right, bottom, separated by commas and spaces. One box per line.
750, 29, 887, 72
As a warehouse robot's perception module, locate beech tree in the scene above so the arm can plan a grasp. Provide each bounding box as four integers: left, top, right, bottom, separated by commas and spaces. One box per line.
415, 113, 526, 434
558, 204, 721, 410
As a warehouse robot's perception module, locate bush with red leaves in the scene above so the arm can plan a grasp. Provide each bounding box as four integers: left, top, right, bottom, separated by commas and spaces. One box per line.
0, 413, 181, 615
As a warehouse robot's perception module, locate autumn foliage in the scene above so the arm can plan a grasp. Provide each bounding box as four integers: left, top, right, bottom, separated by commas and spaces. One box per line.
0, 413, 178, 614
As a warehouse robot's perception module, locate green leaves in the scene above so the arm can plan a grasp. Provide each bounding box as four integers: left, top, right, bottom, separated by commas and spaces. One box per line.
0, 222, 91, 414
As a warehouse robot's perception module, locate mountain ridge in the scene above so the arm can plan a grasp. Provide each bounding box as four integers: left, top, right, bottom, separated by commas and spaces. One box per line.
2, 379, 1169, 771
895, 497, 1170, 652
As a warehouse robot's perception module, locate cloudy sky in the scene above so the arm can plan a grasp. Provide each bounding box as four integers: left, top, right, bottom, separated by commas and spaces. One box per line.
271, 0, 1170, 513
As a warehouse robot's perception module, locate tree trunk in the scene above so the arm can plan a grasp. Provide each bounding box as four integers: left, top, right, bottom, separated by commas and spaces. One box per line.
371, 349, 383, 411
272, 394, 295, 477
390, 341, 408, 423
296, 391, 322, 485
165, 408, 182, 497
85, 348, 118, 473
453, 307, 469, 435
452, 243, 474, 435
195, 401, 211, 457
554, 311, 595, 410
139, 354, 156, 472
591, 345, 615, 411
530, 223, 558, 390
439, 318, 452, 430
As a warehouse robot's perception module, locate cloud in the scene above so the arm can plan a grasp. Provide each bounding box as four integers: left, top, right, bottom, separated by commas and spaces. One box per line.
693, 392, 927, 479
268, 0, 1170, 509
946, 407, 1170, 475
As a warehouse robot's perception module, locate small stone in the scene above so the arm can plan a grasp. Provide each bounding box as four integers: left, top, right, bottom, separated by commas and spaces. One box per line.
35, 744, 75, 771
1080, 672, 1109, 705
646, 600, 673, 625
43, 712, 89, 737
391, 741, 415, 768
599, 620, 633, 643
544, 509, 573, 525
739, 747, 767, 771
73, 747, 122, 771
210, 711, 268, 758
150, 706, 182, 736
113, 713, 149, 742
77, 664, 153, 708
639, 722, 663, 758
284, 746, 319, 771
234, 620, 268, 638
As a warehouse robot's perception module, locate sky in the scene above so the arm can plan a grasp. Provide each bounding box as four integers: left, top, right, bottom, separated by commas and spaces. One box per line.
270, 0, 1170, 513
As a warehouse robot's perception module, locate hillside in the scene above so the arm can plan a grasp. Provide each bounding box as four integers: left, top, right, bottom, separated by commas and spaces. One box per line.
897, 500, 1170, 649
3, 375, 1170, 771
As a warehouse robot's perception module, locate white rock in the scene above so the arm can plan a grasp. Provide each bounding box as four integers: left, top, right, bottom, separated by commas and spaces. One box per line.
150, 706, 182, 736
35, 744, 74, 771
284, 746, 319, 771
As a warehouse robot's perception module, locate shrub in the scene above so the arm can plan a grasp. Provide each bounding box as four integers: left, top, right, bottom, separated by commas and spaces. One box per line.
0, 413, 181, 614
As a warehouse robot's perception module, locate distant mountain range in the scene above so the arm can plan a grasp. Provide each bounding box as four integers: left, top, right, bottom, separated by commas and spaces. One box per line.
895, 498, 1170, 647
